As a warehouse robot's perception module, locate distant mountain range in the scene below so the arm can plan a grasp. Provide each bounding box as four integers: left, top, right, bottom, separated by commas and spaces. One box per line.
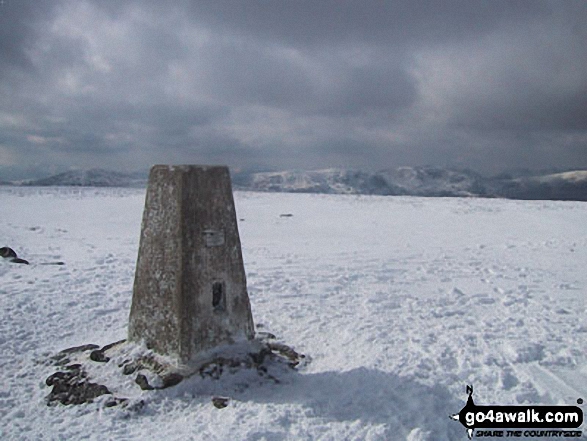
233, 167, 587, 201
20, 169, 148, 188
232, 167, 487, 197
2, 167, 586, 202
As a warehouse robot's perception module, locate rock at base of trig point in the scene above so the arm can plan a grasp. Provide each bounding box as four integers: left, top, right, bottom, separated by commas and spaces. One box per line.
128, 165, 255, 367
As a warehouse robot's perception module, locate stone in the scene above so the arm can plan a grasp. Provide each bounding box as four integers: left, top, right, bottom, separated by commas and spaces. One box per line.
255, 331, 277, 341
45, 364, 111, 406
89, 349, 110, 363
0, 247, 17, 259
212, 397, 229, 409
101, 339, 126, 352
60, 343, 100, 354
134, 374, 154, 390
133, 371, 183, 390
161, 373, 184, 389
267, 342, 306, 368
122, 362, 139, 376
49, 344, 99, 366
128, 165, 255, 367
0, 246, 29, 265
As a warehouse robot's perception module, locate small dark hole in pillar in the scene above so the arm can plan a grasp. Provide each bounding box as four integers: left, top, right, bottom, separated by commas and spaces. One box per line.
212, 282, 226, 312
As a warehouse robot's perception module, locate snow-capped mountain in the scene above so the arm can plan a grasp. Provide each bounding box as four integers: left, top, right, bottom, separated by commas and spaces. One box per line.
23, 169, 148, 188
493, 170, 587, 201
238, 167, 587, 201
233, 167, 485, 197
234, 168, 390, 195
5, 166, 586, 201
371, 167, 489, 197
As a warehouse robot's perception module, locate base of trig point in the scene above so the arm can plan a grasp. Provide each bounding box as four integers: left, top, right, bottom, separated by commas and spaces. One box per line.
128, 165, 255, 367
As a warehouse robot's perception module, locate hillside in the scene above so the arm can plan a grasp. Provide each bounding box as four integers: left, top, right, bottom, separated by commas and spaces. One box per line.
22, 169, 148, 188
236, 167, 587, 201
493, 170, 587, 201
4, 167, 586, 201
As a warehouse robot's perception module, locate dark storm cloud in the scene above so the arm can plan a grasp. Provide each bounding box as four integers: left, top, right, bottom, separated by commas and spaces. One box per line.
196, 40, 416, 117
438, 4, 587, 135
186, 0, 548, 48
0, 0, 585, 179
0, 0, 57, 74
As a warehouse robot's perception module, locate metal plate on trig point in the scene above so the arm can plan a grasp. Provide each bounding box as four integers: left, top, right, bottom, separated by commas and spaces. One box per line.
203, 229, 225, 247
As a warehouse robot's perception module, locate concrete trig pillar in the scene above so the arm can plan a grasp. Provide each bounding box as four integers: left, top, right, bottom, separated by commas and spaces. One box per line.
128, 165, 254, 366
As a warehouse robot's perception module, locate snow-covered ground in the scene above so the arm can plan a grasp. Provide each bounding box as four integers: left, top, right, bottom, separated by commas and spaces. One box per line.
0, 187, 585, 440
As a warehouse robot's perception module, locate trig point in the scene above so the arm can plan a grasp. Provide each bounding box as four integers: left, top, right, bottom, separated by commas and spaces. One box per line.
128, 165, 255, 366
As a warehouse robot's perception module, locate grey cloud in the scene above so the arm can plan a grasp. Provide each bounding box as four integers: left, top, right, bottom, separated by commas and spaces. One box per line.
186, 0, 549, 48
413, 2, 587, 141
327, 63, 417, 117
454, 89, 587, 133
197, 41, 315, 109
0, 0, 586, 179
198, 41, 416, 118
0, 0, 58, 75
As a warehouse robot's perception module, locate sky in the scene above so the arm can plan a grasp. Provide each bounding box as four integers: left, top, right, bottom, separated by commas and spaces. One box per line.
0, 0, 586, 180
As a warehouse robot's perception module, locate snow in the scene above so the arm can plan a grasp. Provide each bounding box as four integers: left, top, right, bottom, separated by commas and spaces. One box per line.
0, 186, 586, 440
535, 171, 587, 184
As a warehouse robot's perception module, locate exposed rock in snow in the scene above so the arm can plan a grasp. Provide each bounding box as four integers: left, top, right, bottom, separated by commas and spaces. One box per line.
43, 337, 308, 408
0, 246, 29, 264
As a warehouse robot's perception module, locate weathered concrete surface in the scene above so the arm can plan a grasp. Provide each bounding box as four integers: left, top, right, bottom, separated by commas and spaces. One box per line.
128, 165, 254, 365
